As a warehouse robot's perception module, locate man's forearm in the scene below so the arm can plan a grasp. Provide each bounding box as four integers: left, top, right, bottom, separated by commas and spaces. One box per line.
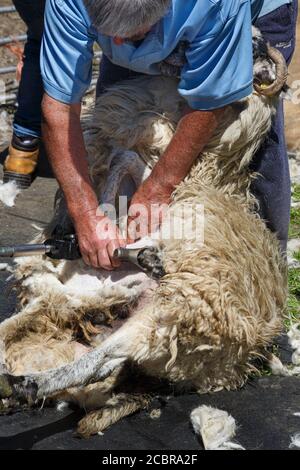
149, 107, 226, 192
41, 94, 100, 220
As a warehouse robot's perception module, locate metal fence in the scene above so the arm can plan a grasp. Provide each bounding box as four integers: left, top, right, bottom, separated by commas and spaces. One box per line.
0, 2, 102, 104
0, 4, 25, 76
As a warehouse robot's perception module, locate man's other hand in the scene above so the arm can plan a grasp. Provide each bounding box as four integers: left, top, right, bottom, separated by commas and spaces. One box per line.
127, 178, 171, 242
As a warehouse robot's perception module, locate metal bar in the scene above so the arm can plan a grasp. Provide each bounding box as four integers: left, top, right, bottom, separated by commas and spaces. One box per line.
0, 93, 17, 103
0, 6, 16, 14
0, 66, 16, 75
0, 34, 27, 47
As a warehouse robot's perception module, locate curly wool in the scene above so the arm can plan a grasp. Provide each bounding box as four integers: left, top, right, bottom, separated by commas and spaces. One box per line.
0, 75, 287, 436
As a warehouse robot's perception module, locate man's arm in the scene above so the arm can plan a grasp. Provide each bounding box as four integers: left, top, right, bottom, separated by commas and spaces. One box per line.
40, 1, 125, 269
148, 106, 225, 192
128, 106, 225, 239
42, 94, 125, 269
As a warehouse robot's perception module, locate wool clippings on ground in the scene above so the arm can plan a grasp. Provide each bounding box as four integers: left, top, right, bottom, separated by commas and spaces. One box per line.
290, 433, 300, 449
288, 324, 300, 366
190, 405, 245, 450
268, 325, 300, 377
287, 239, 300, 255
0, 181, 20, 207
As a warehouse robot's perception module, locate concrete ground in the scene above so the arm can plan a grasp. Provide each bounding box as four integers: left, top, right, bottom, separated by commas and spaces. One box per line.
0, 148, 300, 451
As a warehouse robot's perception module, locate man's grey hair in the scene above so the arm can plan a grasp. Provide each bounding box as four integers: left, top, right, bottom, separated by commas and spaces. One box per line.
83, 0, 171, 37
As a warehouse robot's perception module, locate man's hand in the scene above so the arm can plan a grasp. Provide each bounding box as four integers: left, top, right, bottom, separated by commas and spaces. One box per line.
75, 211, 126, 270
127, 177, 171, 242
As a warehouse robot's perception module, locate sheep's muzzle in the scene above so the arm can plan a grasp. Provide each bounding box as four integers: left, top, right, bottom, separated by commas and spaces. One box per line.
254, 45, 288, 96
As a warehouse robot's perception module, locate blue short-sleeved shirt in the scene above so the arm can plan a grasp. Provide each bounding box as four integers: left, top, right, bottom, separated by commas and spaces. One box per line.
41, 0, 289, 110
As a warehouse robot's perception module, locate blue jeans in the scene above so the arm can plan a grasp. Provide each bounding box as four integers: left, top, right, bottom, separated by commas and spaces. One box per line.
12, 0, 45, 138
250, 1, 298, 252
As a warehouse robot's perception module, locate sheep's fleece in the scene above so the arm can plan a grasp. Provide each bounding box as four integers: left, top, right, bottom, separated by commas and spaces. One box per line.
0, 71, 286, 436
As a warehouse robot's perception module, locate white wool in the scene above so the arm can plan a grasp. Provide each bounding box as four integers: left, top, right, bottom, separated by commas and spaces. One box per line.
268, 325, 300, 376
290, 433, 300, 449
56, 401, 69, 412
268, 353, 300, 376
0, 111, 12, 147
17, 237, 159, 310
0, 264, 8, 271
125, 237, 159, 251
190, 405, 245, 450
0, 181, 20, 207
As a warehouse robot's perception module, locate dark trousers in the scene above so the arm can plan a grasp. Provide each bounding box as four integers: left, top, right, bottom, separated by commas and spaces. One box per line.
12, 0, 45, 138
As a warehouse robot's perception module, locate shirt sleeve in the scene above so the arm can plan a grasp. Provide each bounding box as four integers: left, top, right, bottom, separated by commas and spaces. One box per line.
178, 1, 254, 110
41, 0, 95, 104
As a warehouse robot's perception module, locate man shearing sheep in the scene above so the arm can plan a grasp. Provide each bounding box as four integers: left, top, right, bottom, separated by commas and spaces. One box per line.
4, 0, 298, 269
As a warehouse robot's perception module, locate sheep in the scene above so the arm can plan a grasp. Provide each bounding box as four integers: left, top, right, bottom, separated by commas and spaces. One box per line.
0, 30, 288, 437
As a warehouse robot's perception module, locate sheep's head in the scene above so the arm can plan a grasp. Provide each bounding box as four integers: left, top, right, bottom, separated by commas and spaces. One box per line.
252, 26, 288, 96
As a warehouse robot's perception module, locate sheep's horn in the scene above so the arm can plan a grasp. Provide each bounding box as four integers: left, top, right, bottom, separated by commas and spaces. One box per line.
254, 45, 288, 96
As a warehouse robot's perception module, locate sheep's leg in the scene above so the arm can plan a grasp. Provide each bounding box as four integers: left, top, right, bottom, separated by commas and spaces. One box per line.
2, 317, 153, 401
77, 393, 151, 438
0, 348, 117, 401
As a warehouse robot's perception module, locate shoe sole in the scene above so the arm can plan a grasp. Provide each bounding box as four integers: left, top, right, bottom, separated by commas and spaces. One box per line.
3, 171, 32, 189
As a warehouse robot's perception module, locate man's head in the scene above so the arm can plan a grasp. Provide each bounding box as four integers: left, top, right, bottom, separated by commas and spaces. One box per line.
83, 0, 171, 40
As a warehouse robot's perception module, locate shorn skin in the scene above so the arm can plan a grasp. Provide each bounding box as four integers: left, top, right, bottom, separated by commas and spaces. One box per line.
0, 42, 287, 436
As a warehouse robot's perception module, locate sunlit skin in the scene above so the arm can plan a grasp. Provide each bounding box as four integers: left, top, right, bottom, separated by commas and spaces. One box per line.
42, 25, 227, 270
113, 26, 151, 45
